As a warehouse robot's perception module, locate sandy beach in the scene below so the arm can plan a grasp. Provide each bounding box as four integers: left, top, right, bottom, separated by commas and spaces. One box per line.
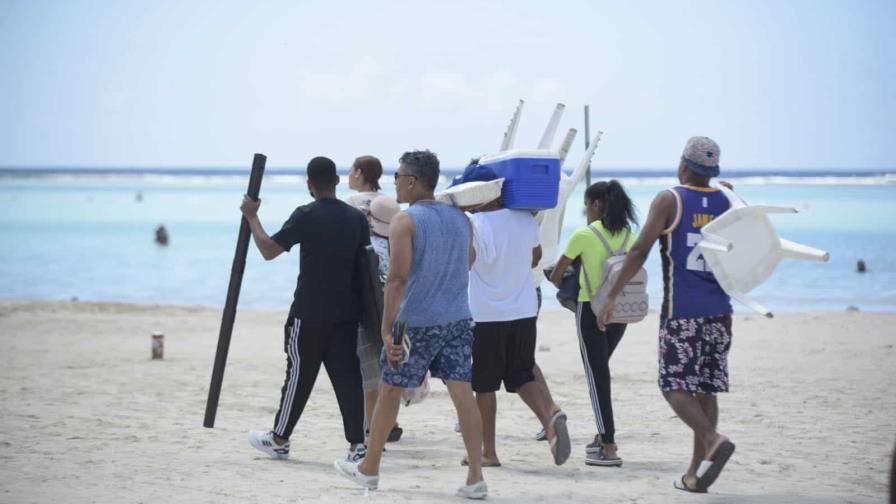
0, 299, 893, 503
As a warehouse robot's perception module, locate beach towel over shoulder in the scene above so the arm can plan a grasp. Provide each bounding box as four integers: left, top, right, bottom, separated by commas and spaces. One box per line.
582, 225, 648, 324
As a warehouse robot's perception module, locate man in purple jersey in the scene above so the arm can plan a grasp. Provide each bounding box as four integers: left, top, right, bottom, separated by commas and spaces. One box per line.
598, 137, 736, 493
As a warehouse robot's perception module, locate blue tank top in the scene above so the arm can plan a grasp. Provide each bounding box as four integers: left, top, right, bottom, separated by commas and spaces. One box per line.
397, 201, 473, 327
660, 186, 732, 319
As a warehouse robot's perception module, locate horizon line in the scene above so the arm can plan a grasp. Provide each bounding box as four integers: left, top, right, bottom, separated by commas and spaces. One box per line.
2, 164, 895, 173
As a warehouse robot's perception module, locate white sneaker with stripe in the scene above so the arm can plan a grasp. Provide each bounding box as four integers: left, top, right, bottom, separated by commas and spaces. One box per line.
334, 459, 379, 490
346, 444, 367, 463
456, 480, 488, 500
248, 430, 290, 460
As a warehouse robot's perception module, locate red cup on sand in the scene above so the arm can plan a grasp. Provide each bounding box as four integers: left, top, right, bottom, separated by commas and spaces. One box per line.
152, 332, 164, 360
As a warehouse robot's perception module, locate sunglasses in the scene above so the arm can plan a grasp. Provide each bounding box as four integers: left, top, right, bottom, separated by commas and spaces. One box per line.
393, 172, 417, 181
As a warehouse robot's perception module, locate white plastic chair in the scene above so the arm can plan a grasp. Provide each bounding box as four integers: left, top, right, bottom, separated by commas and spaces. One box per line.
697, 186, 830, 317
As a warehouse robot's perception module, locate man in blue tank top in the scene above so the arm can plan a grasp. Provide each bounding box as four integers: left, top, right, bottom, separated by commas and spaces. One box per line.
597, 137, 737, 494
334, 150, 488, 500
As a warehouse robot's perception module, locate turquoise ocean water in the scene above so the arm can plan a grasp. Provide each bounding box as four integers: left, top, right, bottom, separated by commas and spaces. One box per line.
2, 169, 894, 314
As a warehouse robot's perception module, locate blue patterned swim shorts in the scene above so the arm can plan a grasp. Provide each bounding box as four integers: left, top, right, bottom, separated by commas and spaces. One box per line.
658, 315, 732, 394
381, 318, 474, 388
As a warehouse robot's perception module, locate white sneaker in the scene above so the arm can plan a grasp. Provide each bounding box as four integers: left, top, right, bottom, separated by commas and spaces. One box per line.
456, 480, 488, 500
334, 459, 379, 490
346, 444, 367, 463
248, 430, 290, 460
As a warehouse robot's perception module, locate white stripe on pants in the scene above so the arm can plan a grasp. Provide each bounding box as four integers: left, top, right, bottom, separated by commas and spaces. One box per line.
576, 302, 606, 433
274, 318, 301, 436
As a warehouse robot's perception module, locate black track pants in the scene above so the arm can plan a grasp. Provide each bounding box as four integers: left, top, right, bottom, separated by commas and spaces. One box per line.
575, 302, 626, 444
271, 317, 364, 444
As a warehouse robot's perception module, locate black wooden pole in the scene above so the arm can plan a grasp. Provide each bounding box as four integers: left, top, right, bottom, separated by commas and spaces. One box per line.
204, 153, 266, 428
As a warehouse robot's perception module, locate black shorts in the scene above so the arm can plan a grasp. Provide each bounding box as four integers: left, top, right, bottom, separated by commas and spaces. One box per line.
472, 317, 537, 393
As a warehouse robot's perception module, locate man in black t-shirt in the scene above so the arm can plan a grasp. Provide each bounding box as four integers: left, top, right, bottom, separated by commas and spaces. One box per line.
239, 156, 370, 463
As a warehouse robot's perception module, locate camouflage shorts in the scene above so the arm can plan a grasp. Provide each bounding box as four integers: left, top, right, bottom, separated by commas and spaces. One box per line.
658, 315, 732, 394
381, 318, 474, 389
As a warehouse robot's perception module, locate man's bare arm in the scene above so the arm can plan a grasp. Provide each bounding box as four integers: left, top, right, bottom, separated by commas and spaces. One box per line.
549, 254, 574, 288
381, 211, 414, 363
597, 190, 676, 329
531, 245, 543, 269
240, 194, 285, 261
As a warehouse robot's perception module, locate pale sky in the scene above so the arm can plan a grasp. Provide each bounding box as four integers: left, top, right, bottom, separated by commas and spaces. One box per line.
1, 0, 894, 169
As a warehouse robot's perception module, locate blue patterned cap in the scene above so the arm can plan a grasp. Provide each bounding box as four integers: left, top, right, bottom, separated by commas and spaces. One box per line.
682, 136, 720, 177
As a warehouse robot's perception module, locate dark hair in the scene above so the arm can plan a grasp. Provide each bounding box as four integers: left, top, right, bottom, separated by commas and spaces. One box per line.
307, 156, 338, 188
399, 150, 439, 191
585, 180, 638, 233
353, 155, 383, 191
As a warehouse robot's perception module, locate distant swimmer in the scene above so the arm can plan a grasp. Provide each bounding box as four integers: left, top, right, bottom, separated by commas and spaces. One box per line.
136, 191, 143, 203
334, 150, 488, 500
241, 156, 370, 465
154, 225, 169, 246
857, 259, 867, 273
598, 136, 737, 493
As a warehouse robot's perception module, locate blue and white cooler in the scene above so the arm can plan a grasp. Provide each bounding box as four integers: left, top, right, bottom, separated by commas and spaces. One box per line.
476, 149, 561, 210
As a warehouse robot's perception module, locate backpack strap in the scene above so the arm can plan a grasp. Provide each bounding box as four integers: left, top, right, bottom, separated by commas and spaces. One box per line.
587, 224, 614, 255
581, 259, 595, 299
588, 225, 630, 255
581, 226, 631, 299
619, 229, 631, 254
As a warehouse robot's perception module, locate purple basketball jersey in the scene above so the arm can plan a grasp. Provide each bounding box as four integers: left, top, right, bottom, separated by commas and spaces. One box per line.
659, 186, 732, 319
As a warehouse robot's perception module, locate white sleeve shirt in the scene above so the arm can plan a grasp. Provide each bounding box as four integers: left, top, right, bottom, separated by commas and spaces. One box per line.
469, 209, 540, 322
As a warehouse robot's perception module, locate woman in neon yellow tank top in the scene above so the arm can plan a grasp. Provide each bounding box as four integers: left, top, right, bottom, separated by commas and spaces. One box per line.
549, 180, 638, 467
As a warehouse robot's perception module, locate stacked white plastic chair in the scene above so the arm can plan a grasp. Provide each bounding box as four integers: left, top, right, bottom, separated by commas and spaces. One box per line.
501, 101, 604, 286
437, 99, 606, 288
437, 99, 578, 211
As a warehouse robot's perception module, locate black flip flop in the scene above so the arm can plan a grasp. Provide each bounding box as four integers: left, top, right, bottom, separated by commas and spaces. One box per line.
674, 475, 707, 493
696, 440, 736, 492
386, 426, 403, 443
461, 457, 501, 467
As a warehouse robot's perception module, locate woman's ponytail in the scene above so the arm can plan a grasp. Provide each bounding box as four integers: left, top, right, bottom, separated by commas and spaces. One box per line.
585, 179, 638, 233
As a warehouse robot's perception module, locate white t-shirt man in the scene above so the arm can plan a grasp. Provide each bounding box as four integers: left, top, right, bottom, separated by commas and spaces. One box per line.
469, 209, 540, 322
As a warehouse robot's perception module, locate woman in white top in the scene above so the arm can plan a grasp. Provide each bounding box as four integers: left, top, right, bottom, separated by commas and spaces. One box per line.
343, 156, 404, 443
344, 155, 383, 215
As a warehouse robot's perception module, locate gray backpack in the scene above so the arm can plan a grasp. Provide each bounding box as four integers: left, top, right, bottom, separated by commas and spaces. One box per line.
581, 225, 649, 324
